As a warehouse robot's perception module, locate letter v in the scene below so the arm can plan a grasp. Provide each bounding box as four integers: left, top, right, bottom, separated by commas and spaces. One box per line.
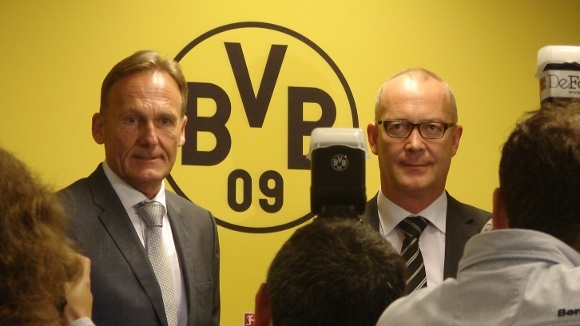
225, 42, 287, 127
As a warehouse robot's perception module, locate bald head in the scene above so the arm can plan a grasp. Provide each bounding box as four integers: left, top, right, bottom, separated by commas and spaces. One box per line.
375, 68, 457, 122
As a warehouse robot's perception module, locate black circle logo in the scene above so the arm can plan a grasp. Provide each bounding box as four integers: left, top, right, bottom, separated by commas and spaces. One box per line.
167, 22, 358, 233
331, 154, 349, 172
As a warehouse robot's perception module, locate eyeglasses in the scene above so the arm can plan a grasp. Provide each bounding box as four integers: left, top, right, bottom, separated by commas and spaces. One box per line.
377, 120, 456, 139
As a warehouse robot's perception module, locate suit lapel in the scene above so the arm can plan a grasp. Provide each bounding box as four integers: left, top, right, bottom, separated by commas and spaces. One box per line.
362, 193, 381, 231
87, 166, 168, 325
166, 193, 196, 321
444, 193, 480, 279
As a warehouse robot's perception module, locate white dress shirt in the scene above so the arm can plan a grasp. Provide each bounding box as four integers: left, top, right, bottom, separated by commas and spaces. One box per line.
377, 189, 447, 287
103, 162, 187, 326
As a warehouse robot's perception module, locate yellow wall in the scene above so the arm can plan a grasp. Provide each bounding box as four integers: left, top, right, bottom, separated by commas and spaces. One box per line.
1, 1, 579, 325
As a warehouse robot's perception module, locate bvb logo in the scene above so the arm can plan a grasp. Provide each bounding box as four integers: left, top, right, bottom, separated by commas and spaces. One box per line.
331, 155, 349, 172
167, 22, 358, 233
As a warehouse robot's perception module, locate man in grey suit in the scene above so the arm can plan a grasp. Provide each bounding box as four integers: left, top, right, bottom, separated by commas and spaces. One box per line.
59, 50, 220, 326
362, 68, 489, 292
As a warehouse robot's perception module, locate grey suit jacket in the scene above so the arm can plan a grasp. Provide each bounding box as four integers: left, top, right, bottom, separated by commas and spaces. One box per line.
361, 192, 490, 279
58, 164, 220, 326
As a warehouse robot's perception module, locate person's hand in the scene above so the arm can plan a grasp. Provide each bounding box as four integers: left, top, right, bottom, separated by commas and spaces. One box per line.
63, 254, 92, 325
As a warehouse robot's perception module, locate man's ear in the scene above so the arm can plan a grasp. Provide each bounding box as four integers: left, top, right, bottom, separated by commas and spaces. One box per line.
92, 113, 105, 145
451, 124, 463, 157
178, 115, 187, 147
367, 122, 379, 155
254, 283, 272, 326
492, 188, 509, 230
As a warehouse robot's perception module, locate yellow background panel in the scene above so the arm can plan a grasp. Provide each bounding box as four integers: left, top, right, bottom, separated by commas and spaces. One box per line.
1, 1, 579, 325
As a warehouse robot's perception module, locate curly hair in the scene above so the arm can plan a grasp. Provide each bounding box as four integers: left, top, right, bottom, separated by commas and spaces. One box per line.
0, 148, 82, 325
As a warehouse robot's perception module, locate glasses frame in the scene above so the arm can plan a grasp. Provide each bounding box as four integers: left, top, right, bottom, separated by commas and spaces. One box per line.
377, 120, 456, 139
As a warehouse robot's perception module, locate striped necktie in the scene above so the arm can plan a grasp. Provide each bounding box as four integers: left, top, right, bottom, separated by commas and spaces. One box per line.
399, 216, 429, 293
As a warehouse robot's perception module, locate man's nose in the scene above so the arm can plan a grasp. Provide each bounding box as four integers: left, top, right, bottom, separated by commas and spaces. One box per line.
138, 121, 159, 145
405, 126, 425, 150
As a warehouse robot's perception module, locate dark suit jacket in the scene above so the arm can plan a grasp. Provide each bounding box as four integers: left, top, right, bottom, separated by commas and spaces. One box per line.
58, 165, 220, 326
361, 192, 490, 279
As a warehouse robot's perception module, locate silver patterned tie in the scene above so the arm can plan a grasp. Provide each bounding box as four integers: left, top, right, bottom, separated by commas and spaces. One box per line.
399, 215, 429, 293
135, 201, 178, 326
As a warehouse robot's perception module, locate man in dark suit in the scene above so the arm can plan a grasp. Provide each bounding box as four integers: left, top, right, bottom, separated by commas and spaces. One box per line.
362, 68, 489, 292
59, 50, 220, 326
377, 98, 580, 326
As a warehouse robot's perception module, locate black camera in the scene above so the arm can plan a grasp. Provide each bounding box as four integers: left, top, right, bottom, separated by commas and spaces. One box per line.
307, 128, 368, 218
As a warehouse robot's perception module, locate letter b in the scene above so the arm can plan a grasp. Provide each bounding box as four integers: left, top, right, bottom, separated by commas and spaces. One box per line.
558, 309, 565, 317
182, 82, 232, 166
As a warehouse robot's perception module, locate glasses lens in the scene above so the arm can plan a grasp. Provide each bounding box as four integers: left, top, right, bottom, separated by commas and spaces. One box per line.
419, 122, 445, 138
386, 121, 411, 137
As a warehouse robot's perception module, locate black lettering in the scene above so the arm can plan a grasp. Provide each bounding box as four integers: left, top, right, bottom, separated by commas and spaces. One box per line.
557, 308, 580, 317
547, 74, 559, 89
558, 76, 570, 89
559, 309, 566, 317
259, 170, 284, 213
225, 42, 287, 127
569, 75, 579, 89
287, 86, 336, 170
548, 74, 580, 90
182, 82, 231, 166
228, 169, 252, 212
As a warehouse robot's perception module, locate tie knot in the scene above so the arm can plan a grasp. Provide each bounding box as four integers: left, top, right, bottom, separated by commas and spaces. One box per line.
134, 201, 166, 227
399, 216, 428, 238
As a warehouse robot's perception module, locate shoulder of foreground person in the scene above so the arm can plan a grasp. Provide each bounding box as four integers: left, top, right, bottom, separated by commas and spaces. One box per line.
375, 281, 454, 326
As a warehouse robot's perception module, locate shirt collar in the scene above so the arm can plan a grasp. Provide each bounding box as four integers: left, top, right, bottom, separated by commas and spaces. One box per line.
377, 189, 447, 234
102, 161, 166, 211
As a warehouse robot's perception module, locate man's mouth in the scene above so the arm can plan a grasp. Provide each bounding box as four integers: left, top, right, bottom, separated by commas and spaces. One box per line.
135, 155, 158, 161
401, 162, 428, 168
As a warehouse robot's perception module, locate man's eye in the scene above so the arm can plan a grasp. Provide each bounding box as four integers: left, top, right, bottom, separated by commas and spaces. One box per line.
392, 123, 408, 130
126, 117, 137, 123
426, 123, 442, 131
160, 118, 170, 124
